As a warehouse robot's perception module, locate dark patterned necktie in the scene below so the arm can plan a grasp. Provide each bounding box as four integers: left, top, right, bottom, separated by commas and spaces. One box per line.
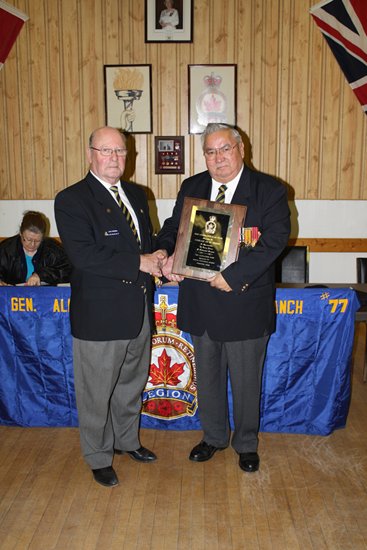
215, 184, 227, 203
110, 185, 140, 246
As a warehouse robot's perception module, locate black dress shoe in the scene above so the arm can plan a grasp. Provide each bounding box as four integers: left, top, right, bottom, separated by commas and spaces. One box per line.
115, 446, 157, 463
238, 452, 259, 473
189, 440, 226, 462
92, 466, 119, 487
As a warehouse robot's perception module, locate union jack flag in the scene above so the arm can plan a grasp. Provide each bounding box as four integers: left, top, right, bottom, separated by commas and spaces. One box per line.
0, 0, 28, 69
310, 0, 367, 114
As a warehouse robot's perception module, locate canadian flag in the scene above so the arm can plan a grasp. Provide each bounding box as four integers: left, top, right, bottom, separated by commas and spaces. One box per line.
0, 0, 29, 69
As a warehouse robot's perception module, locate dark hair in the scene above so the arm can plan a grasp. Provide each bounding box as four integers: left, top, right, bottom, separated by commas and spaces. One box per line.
20, 211, 47, 236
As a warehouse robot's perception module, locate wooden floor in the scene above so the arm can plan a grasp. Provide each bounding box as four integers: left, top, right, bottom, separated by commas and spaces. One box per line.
0, 326, 366, 550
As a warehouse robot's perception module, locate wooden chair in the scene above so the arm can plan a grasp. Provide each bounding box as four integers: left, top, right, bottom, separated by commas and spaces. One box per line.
275, 246, 309, 283
357, 257, 367, 283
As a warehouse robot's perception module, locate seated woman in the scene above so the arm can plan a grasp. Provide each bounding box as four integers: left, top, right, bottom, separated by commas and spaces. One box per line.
0, 211, 71, 286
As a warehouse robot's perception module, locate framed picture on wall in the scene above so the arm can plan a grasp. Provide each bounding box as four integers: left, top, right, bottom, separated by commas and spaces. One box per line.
188, 64, 237, 134
155, 136, 185, 174
104, 65, 152, 133
145, 0, 193, 43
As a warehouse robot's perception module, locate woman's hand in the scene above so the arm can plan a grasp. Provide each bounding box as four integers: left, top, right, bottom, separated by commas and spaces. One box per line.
25, 273, 41, 286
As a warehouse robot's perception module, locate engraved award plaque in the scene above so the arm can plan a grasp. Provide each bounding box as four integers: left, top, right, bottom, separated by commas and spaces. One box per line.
172, 197, 247, 280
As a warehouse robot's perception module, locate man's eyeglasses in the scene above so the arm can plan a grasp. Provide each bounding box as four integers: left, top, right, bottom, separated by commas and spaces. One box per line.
22, 236, 42, 245
204, 143, 239, 160
90, 146, 128, 157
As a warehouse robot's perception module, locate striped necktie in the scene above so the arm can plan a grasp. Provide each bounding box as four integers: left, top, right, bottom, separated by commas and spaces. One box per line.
215, 184, 227, 203
110, 185, 140, 246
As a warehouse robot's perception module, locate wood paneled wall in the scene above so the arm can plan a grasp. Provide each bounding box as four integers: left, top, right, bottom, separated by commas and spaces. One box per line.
0, 0, 366, 201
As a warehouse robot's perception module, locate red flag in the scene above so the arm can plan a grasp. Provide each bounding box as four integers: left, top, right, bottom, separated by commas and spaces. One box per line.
310, 0, 367, 114
0, 0, 29, 69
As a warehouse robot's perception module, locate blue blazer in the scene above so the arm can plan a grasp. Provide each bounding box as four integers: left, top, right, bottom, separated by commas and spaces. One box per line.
156, 165, 291, 341
54, 172, 154, 341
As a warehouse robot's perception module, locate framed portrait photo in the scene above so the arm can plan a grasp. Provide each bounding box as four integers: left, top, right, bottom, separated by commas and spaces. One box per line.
188, 64, 237, 134
104, 64, 152, 133
145, 0, 193, 43
155, 136, 185, 174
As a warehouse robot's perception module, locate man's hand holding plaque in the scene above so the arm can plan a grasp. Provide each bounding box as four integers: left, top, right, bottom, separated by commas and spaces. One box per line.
207, 272, 232, 292
161, 253, 184, 283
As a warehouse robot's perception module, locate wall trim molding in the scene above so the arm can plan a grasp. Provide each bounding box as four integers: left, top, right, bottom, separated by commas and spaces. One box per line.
290, 238, 367, 252
1, 237, 367, 253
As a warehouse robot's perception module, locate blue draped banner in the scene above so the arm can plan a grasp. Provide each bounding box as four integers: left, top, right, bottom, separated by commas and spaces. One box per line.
0, 285, 360, 435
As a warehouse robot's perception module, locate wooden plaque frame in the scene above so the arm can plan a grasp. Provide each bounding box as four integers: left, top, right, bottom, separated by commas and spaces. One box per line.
172, 197, 247, 280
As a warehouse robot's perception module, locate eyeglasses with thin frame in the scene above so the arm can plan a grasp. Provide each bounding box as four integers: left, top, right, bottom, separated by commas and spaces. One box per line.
21, 235, 43, 245
90, 146, 128, 157
204, 143, 239, 160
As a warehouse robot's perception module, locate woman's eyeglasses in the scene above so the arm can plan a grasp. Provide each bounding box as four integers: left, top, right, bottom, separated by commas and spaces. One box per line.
22, 236, 42, 245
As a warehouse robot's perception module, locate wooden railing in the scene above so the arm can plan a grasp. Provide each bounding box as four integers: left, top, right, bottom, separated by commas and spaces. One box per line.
289, 239, 367, 253
1, 237, 367, 253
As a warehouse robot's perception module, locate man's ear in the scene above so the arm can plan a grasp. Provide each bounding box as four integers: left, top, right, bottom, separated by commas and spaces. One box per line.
86, 147, 92, 164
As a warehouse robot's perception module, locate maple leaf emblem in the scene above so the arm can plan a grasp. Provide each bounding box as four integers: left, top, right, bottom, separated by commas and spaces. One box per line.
149, 349, 185, 386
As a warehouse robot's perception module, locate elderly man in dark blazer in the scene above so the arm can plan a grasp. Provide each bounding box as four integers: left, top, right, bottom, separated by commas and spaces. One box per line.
55, 126, 167, 487
156, 123, 290, 473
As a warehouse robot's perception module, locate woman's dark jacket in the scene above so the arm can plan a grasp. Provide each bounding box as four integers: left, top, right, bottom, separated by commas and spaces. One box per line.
0, 235, 71, 285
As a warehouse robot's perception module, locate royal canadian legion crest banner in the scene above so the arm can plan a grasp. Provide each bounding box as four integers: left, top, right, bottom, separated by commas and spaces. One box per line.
141, 285, 201, 430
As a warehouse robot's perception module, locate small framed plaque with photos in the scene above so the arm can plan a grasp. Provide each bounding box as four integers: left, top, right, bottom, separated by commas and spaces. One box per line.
172, 197, 247, 280
155, 136, 185, 174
